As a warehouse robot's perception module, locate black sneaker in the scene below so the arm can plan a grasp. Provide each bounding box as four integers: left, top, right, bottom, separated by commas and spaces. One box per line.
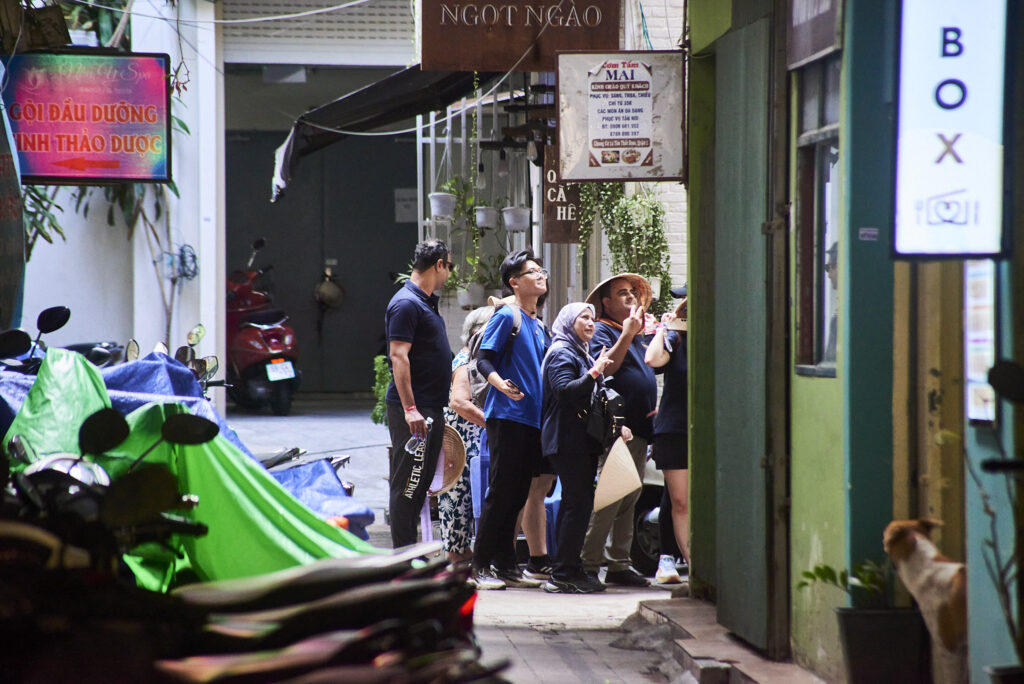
492, 566, 543, 588
604, 567, 651, 587
524, 556, 554, 580
543, 574, 607, 594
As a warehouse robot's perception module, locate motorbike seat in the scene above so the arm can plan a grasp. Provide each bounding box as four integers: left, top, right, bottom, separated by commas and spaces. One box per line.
240, 309, 288, 327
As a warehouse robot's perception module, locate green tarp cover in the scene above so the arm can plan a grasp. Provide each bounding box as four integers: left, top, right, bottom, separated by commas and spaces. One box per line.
5, 350, 379, 591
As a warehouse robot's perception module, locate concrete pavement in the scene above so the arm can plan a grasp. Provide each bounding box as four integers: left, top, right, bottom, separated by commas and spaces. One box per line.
226, 396, 824, 684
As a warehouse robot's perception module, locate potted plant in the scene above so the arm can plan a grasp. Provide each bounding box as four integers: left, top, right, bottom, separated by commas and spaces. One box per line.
370, 354, 391, 425
606, 189, 673, 316
501, 205, 531, 232
475, 205, 499, 229
798, 560, 931, 683
971, 361, 1024, 682
428, 190, 457, 220
463, 253, 486, 307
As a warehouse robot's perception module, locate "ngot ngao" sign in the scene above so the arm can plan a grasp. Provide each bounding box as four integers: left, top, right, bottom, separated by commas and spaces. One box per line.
893, 0, 1007, 257
421, 0, 619, 72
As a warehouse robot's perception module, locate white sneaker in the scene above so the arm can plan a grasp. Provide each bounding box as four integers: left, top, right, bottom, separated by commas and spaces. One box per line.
655, 555, 682, 584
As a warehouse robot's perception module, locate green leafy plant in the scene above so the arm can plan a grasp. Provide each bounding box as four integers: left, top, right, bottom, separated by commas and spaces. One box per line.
607, 189, 672, 316
796, 559, 892, 609
370, 355, 392, 425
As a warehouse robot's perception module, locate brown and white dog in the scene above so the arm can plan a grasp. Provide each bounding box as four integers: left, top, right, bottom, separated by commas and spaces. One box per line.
883, 518, 968, 684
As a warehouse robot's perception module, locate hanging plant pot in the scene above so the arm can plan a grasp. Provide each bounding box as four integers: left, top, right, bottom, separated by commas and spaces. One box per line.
467, 282, 486, 307
475, 206, 499, 228
502, 207, 531, 232
456, 289, 473, 310
429, 192, 457, 219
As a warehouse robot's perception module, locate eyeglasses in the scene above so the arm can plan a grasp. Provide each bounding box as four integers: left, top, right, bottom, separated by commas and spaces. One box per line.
517, 268, 549, 279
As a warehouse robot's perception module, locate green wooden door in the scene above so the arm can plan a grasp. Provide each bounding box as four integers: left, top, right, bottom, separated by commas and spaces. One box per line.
713, 18, 771, 651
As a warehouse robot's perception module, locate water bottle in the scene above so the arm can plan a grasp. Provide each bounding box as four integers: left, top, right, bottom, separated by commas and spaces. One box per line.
404, 417, 433, 453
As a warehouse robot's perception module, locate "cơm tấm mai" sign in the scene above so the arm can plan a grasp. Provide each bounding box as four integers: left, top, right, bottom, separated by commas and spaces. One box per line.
2, 51, 171, 184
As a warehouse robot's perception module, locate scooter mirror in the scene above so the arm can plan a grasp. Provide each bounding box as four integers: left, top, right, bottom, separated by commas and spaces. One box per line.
154, 342, 169, 355
186, 324, 206, 347
162, 413, 219, 445
100, 464, 179, 526
201, 356, 219, 380
0, 329, 32, 358
78, 408, 130, 456
36, 306, 71, 334
988, 360, 1024, 404
175, 345, 195, 365
125, 339, 140, 362
190, 357, 207, 379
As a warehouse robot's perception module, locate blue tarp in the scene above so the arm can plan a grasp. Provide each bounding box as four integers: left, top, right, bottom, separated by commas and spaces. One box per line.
0, 352, 374, 539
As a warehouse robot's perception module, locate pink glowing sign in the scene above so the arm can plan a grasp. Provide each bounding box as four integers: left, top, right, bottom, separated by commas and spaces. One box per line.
2, 51, 171, 183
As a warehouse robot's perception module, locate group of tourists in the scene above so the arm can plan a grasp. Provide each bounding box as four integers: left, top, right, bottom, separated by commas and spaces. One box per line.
383, 239, 690, 594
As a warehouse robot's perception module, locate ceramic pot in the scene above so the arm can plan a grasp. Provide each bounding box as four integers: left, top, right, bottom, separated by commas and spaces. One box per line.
502, 207, 530, 232
429, 192, 457, 219
467, 282, 485, 307
835, 607, 930, 684
456, 289, 473, 310
475, 206, 499, 228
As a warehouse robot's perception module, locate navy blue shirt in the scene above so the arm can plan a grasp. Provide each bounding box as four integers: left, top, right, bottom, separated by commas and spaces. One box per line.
653, 331, 687, 435
480, 306, 549, 428
590, 322, 657, 440
384, 281, 451, 408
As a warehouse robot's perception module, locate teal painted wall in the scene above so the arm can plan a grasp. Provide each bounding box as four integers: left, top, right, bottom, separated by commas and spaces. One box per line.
841, 0, 896, 570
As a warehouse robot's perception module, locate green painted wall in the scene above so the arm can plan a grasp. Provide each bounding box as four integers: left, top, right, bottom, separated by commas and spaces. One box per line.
689, 0, 730, 54
789, 375, 846, 679
686, 45, 718, 593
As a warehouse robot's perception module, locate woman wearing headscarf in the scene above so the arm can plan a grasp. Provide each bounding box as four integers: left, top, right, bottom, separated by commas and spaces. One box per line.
540, 302, 615, 594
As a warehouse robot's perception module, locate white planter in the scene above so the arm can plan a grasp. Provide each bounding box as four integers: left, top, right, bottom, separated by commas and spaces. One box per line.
488, 289, 505, 302
502, 207, 531, 232
429, 192, 457, 219
475, 206, 499, 228
467, 282, 486, 307
456, 289, 473, 310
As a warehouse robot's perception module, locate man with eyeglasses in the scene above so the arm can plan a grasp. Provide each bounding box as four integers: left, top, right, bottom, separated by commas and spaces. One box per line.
383, 239, 454, 549
471, 248, 553, 589
581, 273, 657, 587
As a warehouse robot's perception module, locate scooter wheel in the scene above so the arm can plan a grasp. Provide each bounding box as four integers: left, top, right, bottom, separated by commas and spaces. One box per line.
270, 382, 292, 416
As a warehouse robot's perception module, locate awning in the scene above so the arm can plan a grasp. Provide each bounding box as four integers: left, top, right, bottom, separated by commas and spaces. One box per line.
271, 65, 499, 201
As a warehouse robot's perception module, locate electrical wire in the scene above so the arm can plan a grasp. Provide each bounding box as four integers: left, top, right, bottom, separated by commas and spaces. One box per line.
65, 0, 376, 26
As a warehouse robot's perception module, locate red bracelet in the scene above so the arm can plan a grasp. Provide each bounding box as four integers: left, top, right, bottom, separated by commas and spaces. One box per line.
404, 405, 417, 412
589, 369, 600, 379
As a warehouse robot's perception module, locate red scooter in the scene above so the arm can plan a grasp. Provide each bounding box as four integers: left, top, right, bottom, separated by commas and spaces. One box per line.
226, 238, 300, 415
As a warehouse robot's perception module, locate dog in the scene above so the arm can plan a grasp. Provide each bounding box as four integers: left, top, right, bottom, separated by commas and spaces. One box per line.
883, 518, 968, 684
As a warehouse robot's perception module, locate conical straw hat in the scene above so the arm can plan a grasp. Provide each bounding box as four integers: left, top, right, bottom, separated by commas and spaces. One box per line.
429, 424, 466, 496
593, 437, 642, 511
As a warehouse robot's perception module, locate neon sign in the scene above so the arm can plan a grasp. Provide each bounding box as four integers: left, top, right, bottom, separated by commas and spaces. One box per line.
2, 51, 171, 184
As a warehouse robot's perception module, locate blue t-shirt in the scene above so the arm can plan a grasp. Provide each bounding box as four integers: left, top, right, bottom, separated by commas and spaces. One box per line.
384, 281, 451, 408
653, 331, 687, 435
590, 322, 657, 439
480, 306, 549, 428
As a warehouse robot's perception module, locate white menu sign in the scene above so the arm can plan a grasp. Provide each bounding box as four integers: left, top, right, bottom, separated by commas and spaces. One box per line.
964, 260, 997, 422
558, 50, 684, 181
893, 0, 1007, 256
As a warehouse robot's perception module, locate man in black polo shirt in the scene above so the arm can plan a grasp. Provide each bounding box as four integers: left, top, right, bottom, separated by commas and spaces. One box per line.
384, 239, 453, 548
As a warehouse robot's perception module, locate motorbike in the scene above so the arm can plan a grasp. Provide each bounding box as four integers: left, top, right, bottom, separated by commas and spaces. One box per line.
226, 238, 300, 416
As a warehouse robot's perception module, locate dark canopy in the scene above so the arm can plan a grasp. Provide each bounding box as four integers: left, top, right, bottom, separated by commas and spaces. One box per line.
272, 65, 498, 201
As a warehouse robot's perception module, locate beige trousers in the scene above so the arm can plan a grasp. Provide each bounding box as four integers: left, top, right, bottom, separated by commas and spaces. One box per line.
581, 437, 648, 573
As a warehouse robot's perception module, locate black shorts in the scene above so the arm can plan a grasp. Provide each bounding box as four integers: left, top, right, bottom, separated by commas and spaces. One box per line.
652, 432, 688, 470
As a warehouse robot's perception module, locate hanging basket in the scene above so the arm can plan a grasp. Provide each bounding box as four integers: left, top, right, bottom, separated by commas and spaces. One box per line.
475, 206, 499, 228
467, 282, 486, 307
456, 289, 474, 310
429, 192, 457, 219
502, 207, 531, 232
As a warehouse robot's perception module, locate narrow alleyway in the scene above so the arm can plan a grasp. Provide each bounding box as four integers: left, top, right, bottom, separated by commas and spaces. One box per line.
226, 395, 684, 683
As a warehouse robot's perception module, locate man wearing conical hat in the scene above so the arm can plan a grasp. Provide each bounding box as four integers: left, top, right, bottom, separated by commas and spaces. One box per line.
580, 273, 657, 587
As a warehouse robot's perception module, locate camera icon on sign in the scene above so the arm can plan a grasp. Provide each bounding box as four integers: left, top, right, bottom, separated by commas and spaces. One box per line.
916, 189, 976, 226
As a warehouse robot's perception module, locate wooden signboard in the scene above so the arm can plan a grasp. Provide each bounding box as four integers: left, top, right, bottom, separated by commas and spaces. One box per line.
421, 0, 620, 72
543, 144, 580, 243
